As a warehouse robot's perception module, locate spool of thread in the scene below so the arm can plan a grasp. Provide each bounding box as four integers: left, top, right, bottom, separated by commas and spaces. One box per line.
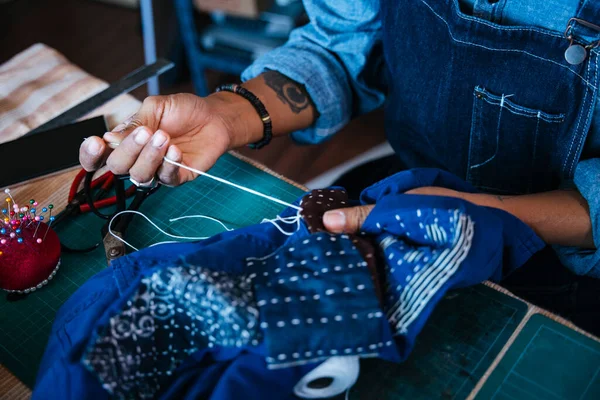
293, 356, 360, 399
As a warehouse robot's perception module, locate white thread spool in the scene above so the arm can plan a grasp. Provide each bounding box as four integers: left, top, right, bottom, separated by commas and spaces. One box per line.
293, 356, 360, 399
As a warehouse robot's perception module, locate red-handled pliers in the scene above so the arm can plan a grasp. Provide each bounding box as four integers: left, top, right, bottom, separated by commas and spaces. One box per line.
52, 169, 136, 228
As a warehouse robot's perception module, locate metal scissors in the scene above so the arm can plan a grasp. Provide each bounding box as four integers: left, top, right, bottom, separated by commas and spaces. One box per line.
52, 168, 158, 262
52, 169, 137, 228
83, 171, 159, 265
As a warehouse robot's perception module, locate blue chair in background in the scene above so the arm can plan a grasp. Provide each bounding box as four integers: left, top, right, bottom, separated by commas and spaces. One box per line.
173, 0, 305, 96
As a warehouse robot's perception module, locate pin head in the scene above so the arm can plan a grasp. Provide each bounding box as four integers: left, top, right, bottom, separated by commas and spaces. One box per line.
29, 199, 34, 205
17, 238, 23, 243
9, 233, 15, 238
0, 240, 5, 245
48, 204, 54, 209
34, 216, 40, 221
36, 239, 42, 244
5, 198, 10, 203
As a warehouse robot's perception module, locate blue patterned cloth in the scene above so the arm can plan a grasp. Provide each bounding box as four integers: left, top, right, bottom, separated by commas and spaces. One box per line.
32, 169, 544, 399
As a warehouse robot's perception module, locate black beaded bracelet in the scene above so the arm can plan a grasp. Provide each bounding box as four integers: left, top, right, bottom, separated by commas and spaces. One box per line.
215, 84, 273, 149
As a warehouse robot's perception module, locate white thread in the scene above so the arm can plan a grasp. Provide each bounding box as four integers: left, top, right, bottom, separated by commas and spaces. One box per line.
261, 210, 302, 236
163, 157, 302, 211
168, 215, 233, 231
108, 210, 231, 251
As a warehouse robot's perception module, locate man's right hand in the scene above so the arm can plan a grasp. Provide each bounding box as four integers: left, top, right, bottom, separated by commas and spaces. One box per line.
80, 72, 316, 187
79, 92, 262, 186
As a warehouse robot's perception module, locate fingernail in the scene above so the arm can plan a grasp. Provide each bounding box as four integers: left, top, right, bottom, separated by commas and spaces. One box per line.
152, 130, 168, 148
166, 145, 180, 161
133, 127, 150, 145
85, 138, 102, 156
323, 211, 346, 231
112, 122, 127, 133
103, 132, 118, 141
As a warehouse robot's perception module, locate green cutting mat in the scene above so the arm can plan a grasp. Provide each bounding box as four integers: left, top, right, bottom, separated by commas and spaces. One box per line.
2, 154, 599, 399
349, 285, 528, 399
476, 314, 600, 400
0, 154, 304, 387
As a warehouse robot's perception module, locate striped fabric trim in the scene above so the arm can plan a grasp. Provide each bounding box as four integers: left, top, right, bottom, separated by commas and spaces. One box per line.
0, 43, 140, 144
387, 210, 475, 334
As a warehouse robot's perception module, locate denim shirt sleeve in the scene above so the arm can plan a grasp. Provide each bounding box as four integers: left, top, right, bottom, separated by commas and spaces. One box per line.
554, 158, 600, 278
241, 0, 385, 144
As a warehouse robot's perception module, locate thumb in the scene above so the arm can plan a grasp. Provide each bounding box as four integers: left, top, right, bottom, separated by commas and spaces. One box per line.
323, 205, 374, 234
103, 95, 168, 144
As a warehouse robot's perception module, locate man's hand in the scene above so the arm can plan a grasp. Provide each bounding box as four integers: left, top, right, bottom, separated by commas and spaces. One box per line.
80, 92, 261, 187
323, 187, 594, 249
79, 72, 316, 187
322, 187, 463, 233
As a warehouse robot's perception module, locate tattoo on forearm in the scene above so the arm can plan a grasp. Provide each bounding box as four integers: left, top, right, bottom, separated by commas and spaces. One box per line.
263, 70, 311, 114
496, 195, 514, 203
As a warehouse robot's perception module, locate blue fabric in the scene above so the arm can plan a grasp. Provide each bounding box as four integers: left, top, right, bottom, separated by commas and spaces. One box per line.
359, 169, 545, 358
462, 0, 579, 33
241, 0, 600, 277
32, 169, 545, 399
460, 0, 600, 159
241, 0, 386, 144
554, 159, 600, 278
249, 232, 398, 368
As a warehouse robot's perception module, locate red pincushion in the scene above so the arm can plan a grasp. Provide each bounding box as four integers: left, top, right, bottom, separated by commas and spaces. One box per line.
0, 223, 61, 293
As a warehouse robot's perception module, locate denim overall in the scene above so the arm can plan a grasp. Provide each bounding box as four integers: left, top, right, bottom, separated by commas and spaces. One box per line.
381, 0, 600, 195
365, 0, 600, 333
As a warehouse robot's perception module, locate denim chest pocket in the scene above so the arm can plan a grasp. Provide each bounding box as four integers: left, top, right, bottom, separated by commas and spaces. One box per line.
467, 86, 566, 194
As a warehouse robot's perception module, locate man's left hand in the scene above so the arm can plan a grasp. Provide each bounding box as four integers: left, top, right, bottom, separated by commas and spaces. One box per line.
323, 187, 472, 233
322, 186, 594, 249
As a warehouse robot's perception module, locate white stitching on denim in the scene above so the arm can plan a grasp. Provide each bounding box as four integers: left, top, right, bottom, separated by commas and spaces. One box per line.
470, 94, 503, 169
467, 89, 481, 182
268, 351, 381, 370
568, 51, 599, 176
446, 0, 564, 38
563, 51, 593, 174
479, 96, 565, 122
419, 0, 597, 89
475, 87, 566, 120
